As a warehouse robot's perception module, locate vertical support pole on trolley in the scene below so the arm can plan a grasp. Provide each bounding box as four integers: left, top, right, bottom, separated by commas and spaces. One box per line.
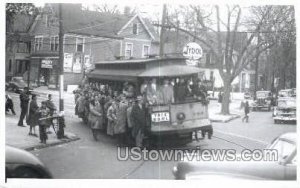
57, 3, 65, 139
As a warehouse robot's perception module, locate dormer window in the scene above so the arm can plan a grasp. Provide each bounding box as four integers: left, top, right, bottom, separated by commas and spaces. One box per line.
133, 23, 139, 35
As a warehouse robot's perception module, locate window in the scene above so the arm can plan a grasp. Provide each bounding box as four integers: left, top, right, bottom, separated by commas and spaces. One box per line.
210, 71, 214, 81
50, 36, 59, 51
76, 37, 84, 52
142, 45, 150, 57
17, 42, 30, 53
17, 60, 23, 74
133, 23, 139, 35
8, 59, 12, 72
125, 43, 133, 58
206, 52, 212, 65
34, 36, 43, 51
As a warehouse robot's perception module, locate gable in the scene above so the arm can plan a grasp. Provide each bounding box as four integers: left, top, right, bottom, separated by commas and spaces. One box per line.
117, 15, 157, 41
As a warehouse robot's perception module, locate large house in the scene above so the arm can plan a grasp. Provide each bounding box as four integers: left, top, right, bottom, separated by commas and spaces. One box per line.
28, 4, 159, 89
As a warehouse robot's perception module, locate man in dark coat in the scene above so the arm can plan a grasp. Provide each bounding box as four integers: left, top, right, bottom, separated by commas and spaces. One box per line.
131, 95, 147, 147
175, 78, 188, 102
6, 94, 16, 115
18, 87, 30, 127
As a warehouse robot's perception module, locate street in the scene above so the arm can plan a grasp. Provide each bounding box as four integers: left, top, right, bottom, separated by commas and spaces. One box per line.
6, 91, 296, 179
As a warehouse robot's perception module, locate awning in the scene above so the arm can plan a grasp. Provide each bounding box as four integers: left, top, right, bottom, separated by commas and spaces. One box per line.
87, 69, 143, 82
138, 65, 205, 77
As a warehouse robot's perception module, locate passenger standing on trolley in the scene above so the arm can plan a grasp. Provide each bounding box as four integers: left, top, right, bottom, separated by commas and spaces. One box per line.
131, 95, 146, 147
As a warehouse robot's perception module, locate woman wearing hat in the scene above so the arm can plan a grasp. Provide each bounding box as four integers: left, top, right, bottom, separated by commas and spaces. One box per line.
26, 95, 39, 137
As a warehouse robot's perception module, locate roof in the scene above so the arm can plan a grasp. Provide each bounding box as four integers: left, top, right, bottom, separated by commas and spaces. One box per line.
48, 4, 158, 40
139, 65, 204, 77
94, 57, 187, 65
88, 69, 142, 82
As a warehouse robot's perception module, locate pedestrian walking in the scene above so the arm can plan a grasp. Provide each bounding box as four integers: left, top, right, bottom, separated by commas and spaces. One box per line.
242, 100, 250, 123
18, 87, 30, 127
5, 94, 16, 115
38, 101, 50, 144
131, 95, 147, 147
26, 95, 39, 137
88, 99, 103, 141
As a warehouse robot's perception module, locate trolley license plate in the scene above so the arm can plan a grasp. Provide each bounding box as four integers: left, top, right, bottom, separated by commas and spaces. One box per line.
151, 112, 170, 122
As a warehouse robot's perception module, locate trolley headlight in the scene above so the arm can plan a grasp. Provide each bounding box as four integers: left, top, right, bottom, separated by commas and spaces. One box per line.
177, 112, 186, 121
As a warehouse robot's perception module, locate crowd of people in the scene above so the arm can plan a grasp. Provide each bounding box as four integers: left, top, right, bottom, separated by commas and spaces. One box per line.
74, 77, 209, 146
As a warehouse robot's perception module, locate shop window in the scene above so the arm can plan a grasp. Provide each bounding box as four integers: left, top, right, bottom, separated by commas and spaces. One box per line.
76, 37, 84, 52
34, 36, 43, 51
125, 43, 133, 59
50, 36, 59, 51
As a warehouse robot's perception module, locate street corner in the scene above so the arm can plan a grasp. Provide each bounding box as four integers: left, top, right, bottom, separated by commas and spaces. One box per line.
209, 113, 241, 123
24, 132, 80, 151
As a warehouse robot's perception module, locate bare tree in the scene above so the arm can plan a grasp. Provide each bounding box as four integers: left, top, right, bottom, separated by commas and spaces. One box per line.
92, 3, 120, 14
163, 5, 293, 114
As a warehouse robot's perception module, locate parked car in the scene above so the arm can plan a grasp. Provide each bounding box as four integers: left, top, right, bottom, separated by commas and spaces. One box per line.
273, 97, 296, 124
6, 146, 53, 179
6, 77, 33, 94
251, 90, 272, 111
173, 132, 297, 180
278, 89, 293, 98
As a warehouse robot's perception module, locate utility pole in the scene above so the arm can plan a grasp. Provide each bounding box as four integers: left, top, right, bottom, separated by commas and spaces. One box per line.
159, 4, 167, 57
254, 32, 260, 99
57, 3, 65, 138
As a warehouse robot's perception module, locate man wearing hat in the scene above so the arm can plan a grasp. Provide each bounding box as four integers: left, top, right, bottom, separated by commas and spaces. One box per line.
18, 87, 30, 127
131, 95, 147, 147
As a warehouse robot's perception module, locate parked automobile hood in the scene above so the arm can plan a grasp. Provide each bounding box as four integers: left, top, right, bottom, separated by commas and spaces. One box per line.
6, 145, 44, 166
175, 160, 287, 180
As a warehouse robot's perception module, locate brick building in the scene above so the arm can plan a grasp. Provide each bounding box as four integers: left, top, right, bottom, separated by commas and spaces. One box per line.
6, 14, 35, 82
28, 4, 159, 89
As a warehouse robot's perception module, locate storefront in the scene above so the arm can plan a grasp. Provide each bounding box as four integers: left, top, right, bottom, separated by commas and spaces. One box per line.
30, 56, 59, 88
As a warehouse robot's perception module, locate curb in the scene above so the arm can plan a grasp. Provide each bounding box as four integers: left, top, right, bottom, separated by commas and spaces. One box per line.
210, 114, 241, 123
24, 135, 80, 151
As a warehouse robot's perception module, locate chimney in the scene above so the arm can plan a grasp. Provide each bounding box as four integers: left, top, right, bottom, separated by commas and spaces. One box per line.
124, 6, 131, 16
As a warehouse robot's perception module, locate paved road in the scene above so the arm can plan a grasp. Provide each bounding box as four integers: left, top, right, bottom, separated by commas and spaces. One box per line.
6, 91, 297, 179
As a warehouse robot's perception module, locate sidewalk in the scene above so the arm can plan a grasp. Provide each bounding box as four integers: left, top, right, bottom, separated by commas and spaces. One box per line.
208, 100, 243, 123
6, 113, 80, 151
32, 86, 74, 99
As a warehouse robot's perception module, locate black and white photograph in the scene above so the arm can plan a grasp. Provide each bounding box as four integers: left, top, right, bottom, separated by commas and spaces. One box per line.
1, 0, 298, 187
